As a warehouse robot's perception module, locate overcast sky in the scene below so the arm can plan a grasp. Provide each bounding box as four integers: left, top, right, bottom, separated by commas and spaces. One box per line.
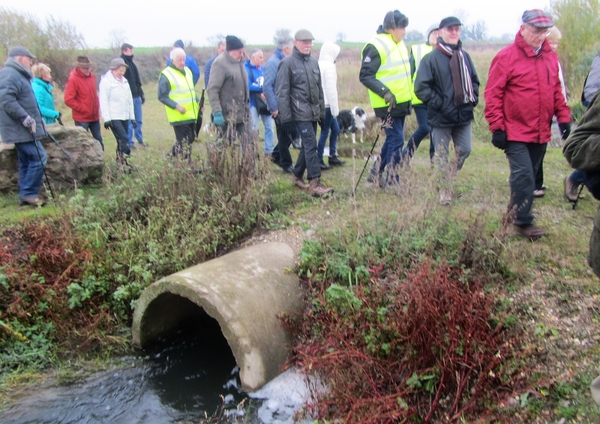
3, 0, 551, 48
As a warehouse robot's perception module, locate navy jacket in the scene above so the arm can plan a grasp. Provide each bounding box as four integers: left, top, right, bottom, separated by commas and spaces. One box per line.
0, 59, 45, 143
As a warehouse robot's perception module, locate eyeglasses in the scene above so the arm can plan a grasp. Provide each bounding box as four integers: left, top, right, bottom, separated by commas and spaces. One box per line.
526, 25, 551, 36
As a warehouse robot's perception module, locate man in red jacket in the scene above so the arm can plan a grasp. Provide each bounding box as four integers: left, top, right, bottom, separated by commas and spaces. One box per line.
64, 56, 103, 150
485, 9, 571, 240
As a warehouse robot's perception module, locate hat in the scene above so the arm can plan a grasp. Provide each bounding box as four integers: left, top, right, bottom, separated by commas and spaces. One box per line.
439, 16, 462, 29
294, 29, 315, 41
8, 46, 36, 59
109, 58, 128, 69
76, 55, 93, 68
174, 39, 184, 49
383, 10, 409, 30
522, 9, 554, 28
427, 25, 440, 38
225, 35, 244, 51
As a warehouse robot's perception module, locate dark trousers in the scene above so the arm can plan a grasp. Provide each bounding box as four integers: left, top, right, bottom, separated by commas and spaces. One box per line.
534, 146, 547, 190
110, 120, 131, 161
403, 105, 434, 160
294, 121, 320, 181
505, 141, 546, 226
172, 123, 195, 159
272, 116, 295, 169
75, 120, 103, 150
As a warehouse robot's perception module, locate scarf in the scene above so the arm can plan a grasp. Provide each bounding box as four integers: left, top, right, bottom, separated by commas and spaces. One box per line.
436, 39, 476, 106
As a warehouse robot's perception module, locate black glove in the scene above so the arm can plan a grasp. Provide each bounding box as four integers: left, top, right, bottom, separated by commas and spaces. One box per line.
56, 112, 63, 126
559, 122, 571, 140
131, 120, 137, 129
104, 120, 112, 130
383, 91, 396, 111
491, 130, 507, 150
140, 94, 145, 105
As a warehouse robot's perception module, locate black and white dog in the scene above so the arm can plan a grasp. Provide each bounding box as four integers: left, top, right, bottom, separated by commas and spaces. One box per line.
338, 106, 368, 143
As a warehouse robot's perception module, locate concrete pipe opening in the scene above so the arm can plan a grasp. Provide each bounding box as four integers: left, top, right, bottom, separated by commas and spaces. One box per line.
132, 242, 302, 391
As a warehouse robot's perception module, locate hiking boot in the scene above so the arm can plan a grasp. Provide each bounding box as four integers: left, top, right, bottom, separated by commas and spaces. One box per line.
439, 189, 452, 206
19, 196, 47, 207
564, 176, 579, 202
309, 177, 334, 197
328, 155, 345, 166
319, 160, 332, 170
516, 224, 546, 240
533, 189, 545, 198
292, 175, 309, 190
282, 165, 295, 174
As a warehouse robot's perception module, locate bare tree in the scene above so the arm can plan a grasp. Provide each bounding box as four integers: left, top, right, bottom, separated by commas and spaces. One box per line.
206, 33, 225, 47
108, 29, 126, 55
404, 30, 425, 43
336, 32, 346, 43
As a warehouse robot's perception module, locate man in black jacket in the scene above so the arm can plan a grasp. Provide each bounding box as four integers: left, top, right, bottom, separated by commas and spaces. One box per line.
121, 43, 146, 147
276, 29, 333, 197
415, 16, 479, 205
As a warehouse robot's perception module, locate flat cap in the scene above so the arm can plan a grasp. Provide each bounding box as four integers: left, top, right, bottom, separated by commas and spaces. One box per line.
294, 29, 315, 41
522, 9, 554, 28
439, 16, 462, 29
8, 46, 36, 59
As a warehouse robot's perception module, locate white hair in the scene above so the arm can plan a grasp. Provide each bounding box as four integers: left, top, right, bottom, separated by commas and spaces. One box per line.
170, 47, 186, 62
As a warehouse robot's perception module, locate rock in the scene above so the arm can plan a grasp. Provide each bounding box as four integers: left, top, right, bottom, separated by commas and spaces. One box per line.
0, 124, 104, 193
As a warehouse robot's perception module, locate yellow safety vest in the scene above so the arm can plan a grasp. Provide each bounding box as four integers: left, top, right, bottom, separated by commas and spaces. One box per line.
410, 43, 433, 105
161, 66, 198, 123
364, 33, 412, 109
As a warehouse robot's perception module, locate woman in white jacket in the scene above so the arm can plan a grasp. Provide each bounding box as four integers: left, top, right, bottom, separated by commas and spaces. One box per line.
317, 41, 344, 168
100, 58, 135, 164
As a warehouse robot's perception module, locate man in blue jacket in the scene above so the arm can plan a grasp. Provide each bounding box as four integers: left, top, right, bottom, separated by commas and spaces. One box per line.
167, 39, 200, 85
0, 46, 48, 207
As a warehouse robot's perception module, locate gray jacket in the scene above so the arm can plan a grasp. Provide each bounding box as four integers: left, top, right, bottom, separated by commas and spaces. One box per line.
0, 59, 45, 143
276, 47, 324, 123
207, 52, 249, 124
583, 54, 600, 105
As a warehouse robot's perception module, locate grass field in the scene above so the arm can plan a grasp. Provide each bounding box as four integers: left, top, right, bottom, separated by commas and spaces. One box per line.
1, 48, 600, 422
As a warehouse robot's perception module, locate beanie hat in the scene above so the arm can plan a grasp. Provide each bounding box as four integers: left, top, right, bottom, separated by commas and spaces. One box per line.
522, 9, 554, 28
383, 10, 409, 30
427, 25, 440, 39
8, 46, 36, 58
225, 35, 244, 51
173, 39, 184, 49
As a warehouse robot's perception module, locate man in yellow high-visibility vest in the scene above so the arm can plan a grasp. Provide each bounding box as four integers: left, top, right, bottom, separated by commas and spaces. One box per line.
158, 47, 199, 159
360, 10, 413, 190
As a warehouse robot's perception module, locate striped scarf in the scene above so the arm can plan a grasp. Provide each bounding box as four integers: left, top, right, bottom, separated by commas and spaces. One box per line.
437, 39, 476, 106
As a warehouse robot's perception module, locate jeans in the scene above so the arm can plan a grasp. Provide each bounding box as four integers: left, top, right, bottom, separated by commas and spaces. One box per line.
294, 121, 320, 181
250, 106, 275, 153
369, 115, 405, 185
127, 96, 143, 145
431, 124, 472, 181
403, 105, 434, 160
570, 169, 587, 185
110, 120, 131, 160
505, 141, 546, 226
15, 140, 47, 199
75, 120, 103, 150
317, 107, 340, 161
272, 116, 295, 169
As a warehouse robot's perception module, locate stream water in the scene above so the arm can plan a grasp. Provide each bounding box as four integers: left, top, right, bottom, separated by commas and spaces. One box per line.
1, 317, 253, 423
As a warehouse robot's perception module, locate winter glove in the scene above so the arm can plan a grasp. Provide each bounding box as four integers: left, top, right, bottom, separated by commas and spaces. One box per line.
213, 111, 225, 127
140, 94, 145, 105
383, 91, 396, 111
104, 120, 112, 130
491, 130, 507, 150
131, 120, 137, 129
22, 115, 36, 134
56, 112, 63, 126
559, 122, 571, 140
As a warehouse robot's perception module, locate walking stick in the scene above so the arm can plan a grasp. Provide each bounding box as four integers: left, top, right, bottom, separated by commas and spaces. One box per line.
353, 114, 391, 196
571, 183, 586, 210
32, 132, 55, 200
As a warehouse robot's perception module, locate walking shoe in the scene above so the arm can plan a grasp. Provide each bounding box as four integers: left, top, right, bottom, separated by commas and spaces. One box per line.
564, 176, 579, 202
439, 189, 452, 206
516, 224, 546, 240
283, 165, 295, 174
366, 173, 375, 183
19, 196, 47, 207
328, 155, 345, 166
533, 189, 545, 198
319, 160, 332, 170
292, 175, 309, 190
138, 141, 148, 147
309, 177, 334, 197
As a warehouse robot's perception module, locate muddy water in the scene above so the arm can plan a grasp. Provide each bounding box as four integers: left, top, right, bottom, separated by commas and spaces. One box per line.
0, 317, 250, 424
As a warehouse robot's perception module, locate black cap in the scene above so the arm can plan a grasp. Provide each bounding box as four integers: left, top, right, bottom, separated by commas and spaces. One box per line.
439, 16, 462, 29
173, 39, 184, 49
225, 35, 244, 51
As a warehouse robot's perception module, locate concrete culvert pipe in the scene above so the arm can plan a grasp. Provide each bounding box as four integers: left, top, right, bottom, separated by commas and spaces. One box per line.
131, 242, 302, 391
